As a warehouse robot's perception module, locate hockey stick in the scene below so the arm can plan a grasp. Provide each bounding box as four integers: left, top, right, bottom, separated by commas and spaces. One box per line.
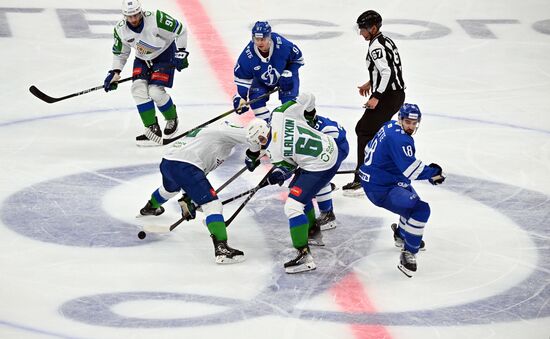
336, 170, 356, 174
158, 88, 279, 145
140, 166, 248, 236
226, 166, 275, 227
29, 77, 132, 104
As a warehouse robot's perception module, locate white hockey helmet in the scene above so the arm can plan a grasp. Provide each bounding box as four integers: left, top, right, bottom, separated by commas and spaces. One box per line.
122, 0, 142, 16
246, 118, 270, 146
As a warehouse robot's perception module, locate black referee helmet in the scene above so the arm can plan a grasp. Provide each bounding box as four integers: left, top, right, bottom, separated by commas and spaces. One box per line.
357, 10, 382, 29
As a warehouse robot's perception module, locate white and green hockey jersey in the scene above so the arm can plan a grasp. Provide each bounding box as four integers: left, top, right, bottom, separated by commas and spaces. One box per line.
267, 102, 338, 172
163, 121, 260, 175
111, 10, 188, 70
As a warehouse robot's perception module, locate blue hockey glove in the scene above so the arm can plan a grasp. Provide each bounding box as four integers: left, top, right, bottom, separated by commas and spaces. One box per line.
428, 163, 446, 185
266, 167, 290, 186
233, 94, 249, 114
173, 48, 189, 71
279, 70, 294, 92
245, 149, 261, 172
103, 70, 121, 92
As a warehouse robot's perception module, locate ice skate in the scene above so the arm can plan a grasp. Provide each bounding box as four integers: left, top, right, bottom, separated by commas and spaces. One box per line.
397, 250, 417, 278
342, 181, 363, 197
317, 210, 337, 231
284, 246, 316, 274
308, 222, 325, 246
164, 116, 178, 136
211, 235, 245, 264
136, 118, 162, 147
391, 223, 425, 251
138, 201, 165, 217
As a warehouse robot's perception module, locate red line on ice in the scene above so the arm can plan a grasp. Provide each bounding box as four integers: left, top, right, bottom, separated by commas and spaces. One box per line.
330, 272, 393, 339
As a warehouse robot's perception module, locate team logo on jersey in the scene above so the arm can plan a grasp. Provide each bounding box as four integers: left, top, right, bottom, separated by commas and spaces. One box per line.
260, 65, 280, 86
289, 186, 302, 197
136, 40, 161, 55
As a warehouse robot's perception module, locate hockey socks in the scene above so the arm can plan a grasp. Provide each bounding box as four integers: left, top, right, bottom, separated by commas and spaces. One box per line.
158, 97, 177, 120
289, 215, 309, 248
304, 201, 316, 230
137, 100, 157, 126
206, 214, 228, 241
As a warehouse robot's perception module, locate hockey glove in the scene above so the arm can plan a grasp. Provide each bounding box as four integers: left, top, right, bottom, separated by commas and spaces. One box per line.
428, 163, 446, 185
279, 70, 294, 91
232, 94, 249, 114
245, 149, 261, 172
266, 167, 291, 186
173, 48, 189, 71
103, 69, 121, 92
178, 194, 196, 221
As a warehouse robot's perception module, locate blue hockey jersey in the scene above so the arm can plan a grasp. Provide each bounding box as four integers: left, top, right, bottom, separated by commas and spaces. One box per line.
359, 120, 438, 190
314, 115, 349, 154
233, 33, 304, 99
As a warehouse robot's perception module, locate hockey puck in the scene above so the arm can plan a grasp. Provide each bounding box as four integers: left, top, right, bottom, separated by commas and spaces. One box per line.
138, 231, 146, 239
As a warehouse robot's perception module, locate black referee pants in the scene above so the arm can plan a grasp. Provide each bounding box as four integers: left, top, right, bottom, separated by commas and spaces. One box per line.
353, 90, 405, 182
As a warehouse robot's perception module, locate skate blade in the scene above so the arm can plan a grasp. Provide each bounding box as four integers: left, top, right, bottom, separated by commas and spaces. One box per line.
342, 190, 364, 198
216, 255, 245, 264
320, 221, 337, 231
285, 262, 317, 274
136, 140, 162, 147
397, 264, 415, 278
308, 238, 325, 246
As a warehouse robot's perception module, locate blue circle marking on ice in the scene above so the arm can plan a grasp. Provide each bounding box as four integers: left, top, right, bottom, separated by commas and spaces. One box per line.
1, 163, 160, 247
55, 172, 549, 327
1, 107, 548, 328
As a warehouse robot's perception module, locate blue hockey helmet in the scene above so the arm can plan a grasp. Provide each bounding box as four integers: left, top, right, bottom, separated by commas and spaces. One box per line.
398, 103, 422, 121
252, 21, 272, 39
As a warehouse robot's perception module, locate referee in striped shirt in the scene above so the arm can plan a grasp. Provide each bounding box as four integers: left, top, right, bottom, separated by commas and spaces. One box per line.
343, 10, 406, 196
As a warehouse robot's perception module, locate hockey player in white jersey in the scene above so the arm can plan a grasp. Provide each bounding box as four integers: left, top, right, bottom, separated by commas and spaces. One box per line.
300, 95, 350, 232
232, 21, 304, 121
359, 103, 446, 277
138, 121, 260, 264
244, 97, 346, 273
104, 0, 190, 146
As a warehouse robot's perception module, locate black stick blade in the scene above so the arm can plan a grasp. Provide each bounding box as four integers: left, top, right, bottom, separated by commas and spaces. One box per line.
29, 85, 59, 103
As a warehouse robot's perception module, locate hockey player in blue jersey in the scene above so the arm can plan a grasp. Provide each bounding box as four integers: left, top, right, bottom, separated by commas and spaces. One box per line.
303, 100, 349, 233
359, 103, 446, 277
232, 21, 304, 121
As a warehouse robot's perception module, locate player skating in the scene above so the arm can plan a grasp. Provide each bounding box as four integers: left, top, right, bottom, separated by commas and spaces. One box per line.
138, 120, 261, 264
232, 21, 304, 121
358, 103, 446, 277
245, 93, 346, 273
104, 0, 190, 146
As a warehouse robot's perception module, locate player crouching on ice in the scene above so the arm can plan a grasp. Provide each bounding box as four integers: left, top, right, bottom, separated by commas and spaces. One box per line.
138, 120, 262, 264
300, 95, 350, 232
244, 93, 347, 273
358, 103, 446, 277
104, 0, 190, 146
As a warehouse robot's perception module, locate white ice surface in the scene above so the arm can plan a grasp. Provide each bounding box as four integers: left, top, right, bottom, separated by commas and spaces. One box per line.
0, 0, 549, 338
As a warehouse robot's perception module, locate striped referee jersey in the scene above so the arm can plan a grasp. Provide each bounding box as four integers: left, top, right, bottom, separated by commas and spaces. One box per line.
366, 33, 406, 98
